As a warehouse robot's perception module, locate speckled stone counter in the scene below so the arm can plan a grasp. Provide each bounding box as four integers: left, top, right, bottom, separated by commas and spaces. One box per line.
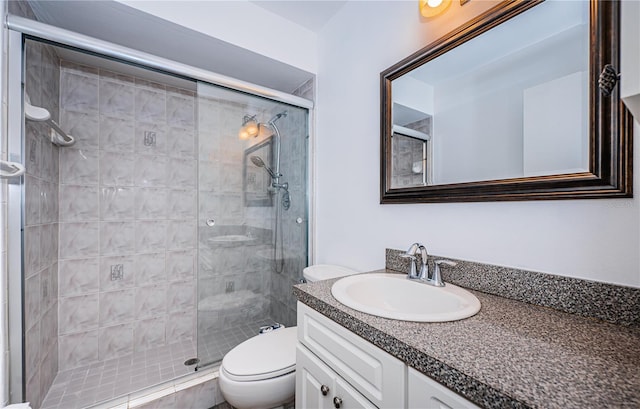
293, 270, 640, 409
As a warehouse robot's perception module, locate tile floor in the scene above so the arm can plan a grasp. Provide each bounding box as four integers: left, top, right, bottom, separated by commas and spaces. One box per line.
41, 318, 278, 409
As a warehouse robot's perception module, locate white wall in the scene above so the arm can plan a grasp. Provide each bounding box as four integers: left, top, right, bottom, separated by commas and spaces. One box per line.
434, 85, 523, 184
315, 0, 640, 287
393, 76, 434, 114
116, 0, 318, 74
523, 71, 588, 176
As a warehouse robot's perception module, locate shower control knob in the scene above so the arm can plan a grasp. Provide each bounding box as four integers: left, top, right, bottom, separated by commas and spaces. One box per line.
296, 217, 303, 224
320, 384, 329, 396
333, 396, 342, 408
206, 219, 215, 227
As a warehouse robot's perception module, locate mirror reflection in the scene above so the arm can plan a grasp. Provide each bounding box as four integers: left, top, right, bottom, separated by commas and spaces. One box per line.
390, 0, 589, 188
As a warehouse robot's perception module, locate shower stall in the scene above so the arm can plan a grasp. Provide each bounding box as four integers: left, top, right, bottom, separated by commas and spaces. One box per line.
6, 19, 311, 409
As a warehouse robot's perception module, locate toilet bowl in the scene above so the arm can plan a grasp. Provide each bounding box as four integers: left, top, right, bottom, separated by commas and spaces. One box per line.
218, 327, 297, 409
218, 264, 358, 409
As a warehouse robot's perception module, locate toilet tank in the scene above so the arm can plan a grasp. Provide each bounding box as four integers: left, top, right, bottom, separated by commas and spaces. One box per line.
303, 264, 358, 283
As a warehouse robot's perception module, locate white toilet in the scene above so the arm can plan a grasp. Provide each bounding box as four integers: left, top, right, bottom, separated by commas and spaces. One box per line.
218, 264, 358, 409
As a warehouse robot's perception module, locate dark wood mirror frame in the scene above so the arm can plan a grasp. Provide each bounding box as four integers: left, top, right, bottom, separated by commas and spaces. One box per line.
380, 0, 633, 203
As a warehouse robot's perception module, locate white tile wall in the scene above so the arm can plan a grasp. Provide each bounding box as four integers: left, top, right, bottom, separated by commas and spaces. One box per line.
100, 115, 135, 152
61, 111, 99, 149
59, 294, 99, 333
57, 61, 198, 371
22, 39, 62, 408
268, 79, 313, 326
59, 185, 99, 221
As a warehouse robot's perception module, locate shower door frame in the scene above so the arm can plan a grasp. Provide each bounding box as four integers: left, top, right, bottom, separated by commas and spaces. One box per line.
7, 28, 26, 403
5, 16, 316, 405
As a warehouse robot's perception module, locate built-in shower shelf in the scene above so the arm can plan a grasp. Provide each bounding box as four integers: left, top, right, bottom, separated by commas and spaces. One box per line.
199, 290, 270, 335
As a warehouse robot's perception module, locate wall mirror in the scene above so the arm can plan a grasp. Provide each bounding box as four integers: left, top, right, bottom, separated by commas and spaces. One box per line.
381, 0, 633, 203
244, 137, 274, 207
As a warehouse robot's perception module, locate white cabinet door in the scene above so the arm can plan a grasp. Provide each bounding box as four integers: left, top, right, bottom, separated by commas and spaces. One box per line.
407, 367, 480, 409
297, 302, 406, 408
297, 344, 377, 409
297, 344, 334, 409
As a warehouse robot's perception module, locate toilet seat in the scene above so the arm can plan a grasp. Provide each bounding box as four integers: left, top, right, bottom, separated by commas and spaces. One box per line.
221, 326, 297, 382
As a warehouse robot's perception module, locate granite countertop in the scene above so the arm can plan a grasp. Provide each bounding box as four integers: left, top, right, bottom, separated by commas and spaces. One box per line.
293, 269, 640, 409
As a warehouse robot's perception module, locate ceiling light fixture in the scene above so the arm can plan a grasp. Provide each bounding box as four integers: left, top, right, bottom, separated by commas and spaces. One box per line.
238, 114, 259, 140
419, 0, 452, 17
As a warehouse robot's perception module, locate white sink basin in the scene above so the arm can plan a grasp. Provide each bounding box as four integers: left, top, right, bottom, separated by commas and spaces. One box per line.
331, 273, 481, 322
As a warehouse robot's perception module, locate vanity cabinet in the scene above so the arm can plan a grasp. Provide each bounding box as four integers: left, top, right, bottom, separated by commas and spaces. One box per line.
296, 302, 480, 409
296, 302, 405, 408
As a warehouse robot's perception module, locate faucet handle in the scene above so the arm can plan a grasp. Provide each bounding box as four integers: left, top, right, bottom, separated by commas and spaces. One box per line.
431, 259, 457, 287
435, 260, 457, 267
400, 254, 419, 279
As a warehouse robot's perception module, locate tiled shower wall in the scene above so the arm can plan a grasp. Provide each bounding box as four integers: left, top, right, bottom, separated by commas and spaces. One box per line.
196, 89, 273, 358
391, 117, 431, 187
56, 62, 197, 371
268, 78, 313, 327
23, 40, 61, 408
19, 39, 310, 406
267, 108, 308, 327
197, 82, 310, 337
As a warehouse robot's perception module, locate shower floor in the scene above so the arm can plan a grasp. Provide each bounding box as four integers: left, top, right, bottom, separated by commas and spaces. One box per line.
197, 317, 278, 367
40, 318, 277, 409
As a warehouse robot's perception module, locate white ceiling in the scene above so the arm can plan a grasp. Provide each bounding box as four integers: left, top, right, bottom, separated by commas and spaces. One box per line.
249, 0, 348, 32
26, 0, 328, 94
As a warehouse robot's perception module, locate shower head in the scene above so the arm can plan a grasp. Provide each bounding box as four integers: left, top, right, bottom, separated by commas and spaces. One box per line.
250, 155, 277, 179
245, 111, 288, 187
250, 155, 266, 168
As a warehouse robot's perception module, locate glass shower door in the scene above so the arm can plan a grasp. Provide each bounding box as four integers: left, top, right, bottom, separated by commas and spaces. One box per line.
196, 82, 309, 368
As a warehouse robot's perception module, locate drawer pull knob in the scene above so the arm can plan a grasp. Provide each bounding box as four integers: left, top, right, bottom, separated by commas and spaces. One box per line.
333, 397, 343, 408
320, 385, 330, 396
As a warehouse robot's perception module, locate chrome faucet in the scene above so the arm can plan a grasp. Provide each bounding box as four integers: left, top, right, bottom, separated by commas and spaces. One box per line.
401, 243, 420, 279
400, 243, 456, 287
401, 242, 429, 280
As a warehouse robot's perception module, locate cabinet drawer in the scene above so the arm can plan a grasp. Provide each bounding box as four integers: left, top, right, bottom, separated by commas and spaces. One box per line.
408, 367, 480, 409
297, 302, 405, 408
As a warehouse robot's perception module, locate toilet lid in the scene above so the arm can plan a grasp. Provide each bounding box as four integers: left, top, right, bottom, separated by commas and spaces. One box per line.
222, 326, 297, 382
